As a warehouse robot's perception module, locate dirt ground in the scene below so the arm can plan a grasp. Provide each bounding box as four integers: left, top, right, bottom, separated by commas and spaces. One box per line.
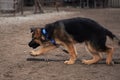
0, 8, 120, 80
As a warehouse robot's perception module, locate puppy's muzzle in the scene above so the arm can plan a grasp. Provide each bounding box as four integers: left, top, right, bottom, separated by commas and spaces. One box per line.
28, 39, 40, 49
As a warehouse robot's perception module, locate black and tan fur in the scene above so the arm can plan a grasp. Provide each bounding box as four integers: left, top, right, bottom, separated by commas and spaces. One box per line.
28, 17, 120, 65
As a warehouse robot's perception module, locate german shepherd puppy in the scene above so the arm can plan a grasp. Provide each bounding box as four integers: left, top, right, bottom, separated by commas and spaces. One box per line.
28, 17, 120, 65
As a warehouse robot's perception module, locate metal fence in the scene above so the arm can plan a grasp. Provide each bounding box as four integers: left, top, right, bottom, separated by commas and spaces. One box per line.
109, 0, 120, 8
0, 0, 120, 11
0, 0, 14, 11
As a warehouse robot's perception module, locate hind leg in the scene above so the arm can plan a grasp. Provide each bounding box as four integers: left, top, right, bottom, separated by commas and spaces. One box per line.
105, 46, 114, 65
82, 54, 102, 65
82, 42, 102, 65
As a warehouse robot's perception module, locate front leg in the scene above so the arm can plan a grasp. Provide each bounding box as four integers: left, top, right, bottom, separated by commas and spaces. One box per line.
63, 43, 77, 64
30, 45, 57, 56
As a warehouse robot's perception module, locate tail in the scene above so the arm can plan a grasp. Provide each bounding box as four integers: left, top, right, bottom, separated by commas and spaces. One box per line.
105, 29, 120, 46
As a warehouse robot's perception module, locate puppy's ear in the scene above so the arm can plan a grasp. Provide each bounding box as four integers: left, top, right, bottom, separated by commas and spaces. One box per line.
30, 27, 36, 33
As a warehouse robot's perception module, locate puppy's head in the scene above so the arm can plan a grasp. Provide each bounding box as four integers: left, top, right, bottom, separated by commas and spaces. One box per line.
28, 27, 45, 49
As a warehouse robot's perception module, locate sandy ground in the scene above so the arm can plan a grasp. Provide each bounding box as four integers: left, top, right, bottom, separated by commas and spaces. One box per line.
0, 8, 120, 80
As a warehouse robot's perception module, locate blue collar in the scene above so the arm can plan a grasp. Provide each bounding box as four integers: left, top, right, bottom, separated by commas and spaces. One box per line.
42, 28, 47, 35
41, 28, 57, 45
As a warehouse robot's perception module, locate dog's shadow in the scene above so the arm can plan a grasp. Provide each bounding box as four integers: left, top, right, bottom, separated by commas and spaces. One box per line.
26, 58, 120, 64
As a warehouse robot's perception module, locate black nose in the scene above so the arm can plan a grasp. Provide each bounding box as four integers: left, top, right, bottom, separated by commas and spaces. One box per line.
28, 40, 40, 49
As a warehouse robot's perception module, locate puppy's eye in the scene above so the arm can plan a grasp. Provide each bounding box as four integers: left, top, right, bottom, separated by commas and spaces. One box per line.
33, 37, 39, 40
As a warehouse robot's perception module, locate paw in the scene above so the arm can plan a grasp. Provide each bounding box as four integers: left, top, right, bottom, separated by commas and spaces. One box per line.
29, 50, 40, 56
82, 59, 91, 65
106, 60, 114, 65
106, 59, 110, 65
64, 60, 75, 64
